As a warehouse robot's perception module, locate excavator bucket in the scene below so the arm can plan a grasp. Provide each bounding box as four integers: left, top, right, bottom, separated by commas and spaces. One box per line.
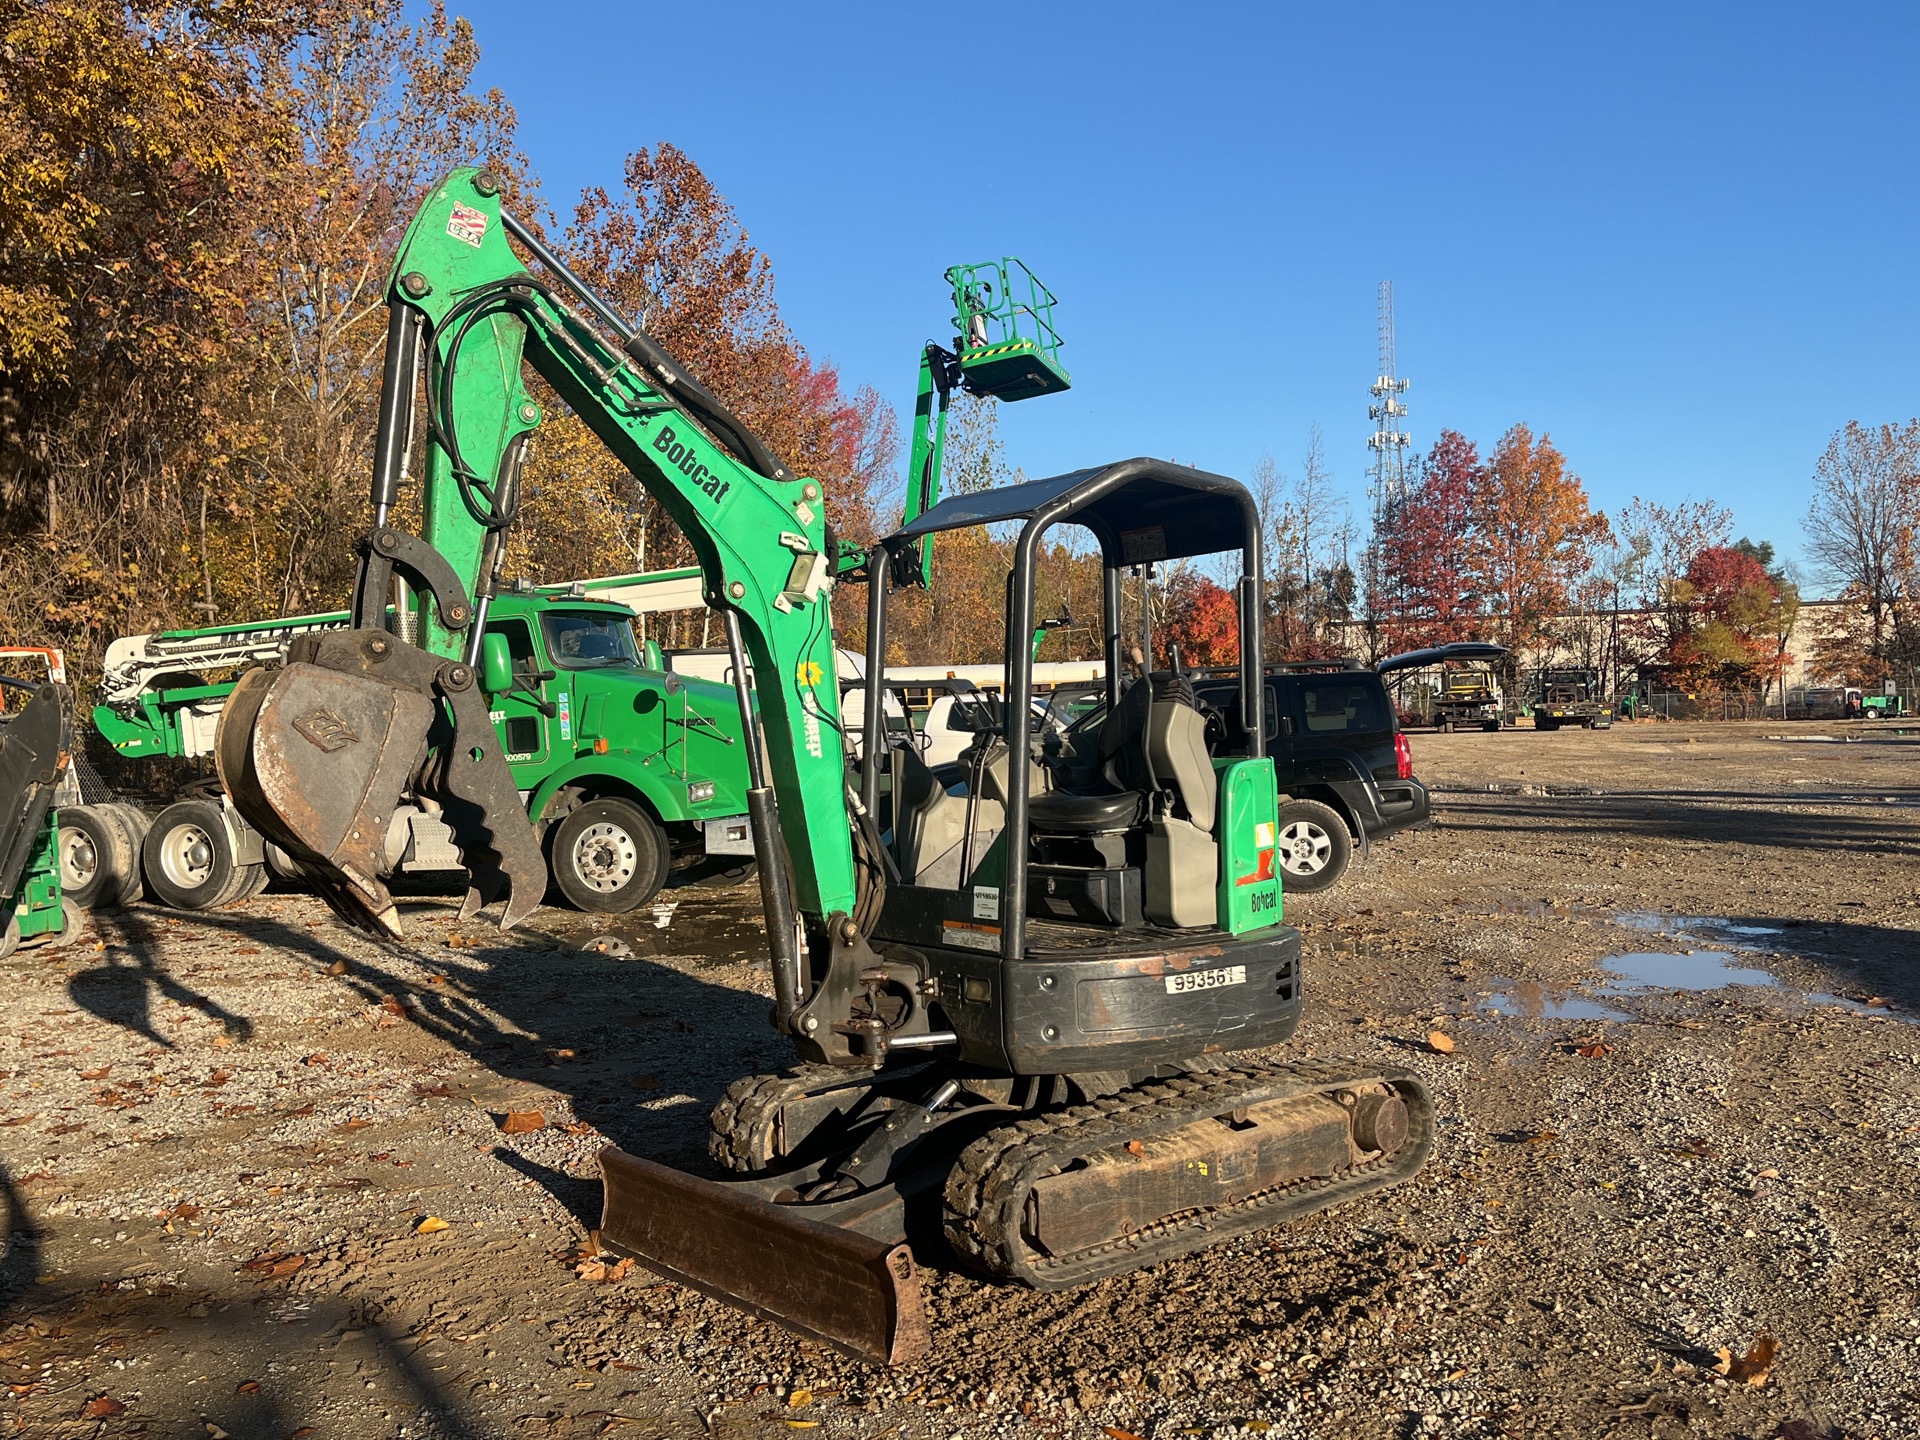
598, 1147, 930, 1367
217, 630, 547, 936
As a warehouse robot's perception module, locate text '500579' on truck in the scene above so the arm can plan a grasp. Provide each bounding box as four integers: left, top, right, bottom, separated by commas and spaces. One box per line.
213, 167, 1433, 1366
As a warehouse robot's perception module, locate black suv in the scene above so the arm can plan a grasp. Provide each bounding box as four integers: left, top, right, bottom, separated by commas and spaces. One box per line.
1192, 661, 1428, 894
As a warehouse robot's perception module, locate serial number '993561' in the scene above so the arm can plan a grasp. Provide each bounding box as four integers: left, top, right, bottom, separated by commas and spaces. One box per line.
1164, 964, 1247, 995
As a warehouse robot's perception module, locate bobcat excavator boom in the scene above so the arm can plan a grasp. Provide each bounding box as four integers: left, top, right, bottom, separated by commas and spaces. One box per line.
217, 168, 1431, 1367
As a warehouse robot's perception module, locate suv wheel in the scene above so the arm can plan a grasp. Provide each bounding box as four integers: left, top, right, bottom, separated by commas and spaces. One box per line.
1275, 799, 1352, 893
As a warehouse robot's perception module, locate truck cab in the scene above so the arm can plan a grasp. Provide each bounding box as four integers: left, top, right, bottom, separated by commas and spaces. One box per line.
478, 589, 753, 910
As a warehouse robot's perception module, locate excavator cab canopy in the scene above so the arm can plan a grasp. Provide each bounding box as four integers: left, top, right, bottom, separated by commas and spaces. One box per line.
864, 459, 1267, 960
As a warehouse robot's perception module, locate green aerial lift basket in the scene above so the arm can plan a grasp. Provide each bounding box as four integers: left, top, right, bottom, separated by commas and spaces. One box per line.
947, 259, 1070, 402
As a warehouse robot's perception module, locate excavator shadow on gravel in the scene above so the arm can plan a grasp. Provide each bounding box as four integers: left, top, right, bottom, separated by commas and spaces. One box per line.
213, 166, 1435, 1366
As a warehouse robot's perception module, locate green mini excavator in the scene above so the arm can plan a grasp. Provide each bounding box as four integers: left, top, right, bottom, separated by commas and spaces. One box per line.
216, 169, 1432, 1365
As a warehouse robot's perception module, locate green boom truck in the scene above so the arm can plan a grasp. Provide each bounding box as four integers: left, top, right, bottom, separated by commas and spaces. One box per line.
70, 585, 754, 914
215, 166, 1432, 1364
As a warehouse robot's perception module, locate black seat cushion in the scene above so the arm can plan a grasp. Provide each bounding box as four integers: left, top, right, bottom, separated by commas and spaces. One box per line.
1028, 789, 1145, 834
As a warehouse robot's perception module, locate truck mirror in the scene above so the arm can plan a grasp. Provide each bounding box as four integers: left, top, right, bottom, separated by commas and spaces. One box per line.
643, 638, 666, 672
480, 633, 514, 696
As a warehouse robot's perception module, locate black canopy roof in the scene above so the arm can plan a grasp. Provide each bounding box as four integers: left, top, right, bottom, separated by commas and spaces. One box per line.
888, 458, 1257, 566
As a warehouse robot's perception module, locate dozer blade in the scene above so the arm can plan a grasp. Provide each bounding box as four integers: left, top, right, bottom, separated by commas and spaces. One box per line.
218, 660, 432, 936
599, 1146, 930, 1367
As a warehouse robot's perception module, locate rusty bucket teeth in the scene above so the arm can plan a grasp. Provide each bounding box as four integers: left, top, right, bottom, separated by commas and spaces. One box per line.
217, 658, 430, 938
598, 1146, 930, 1368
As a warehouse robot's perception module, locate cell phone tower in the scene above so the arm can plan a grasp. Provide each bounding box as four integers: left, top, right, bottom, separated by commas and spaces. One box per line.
1367, 280, 1413, 637
1367, 279, 1412, 531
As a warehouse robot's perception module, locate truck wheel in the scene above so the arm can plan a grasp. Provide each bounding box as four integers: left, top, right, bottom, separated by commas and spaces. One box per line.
1484, 718, 1502, 731
1536, 718, 1559, 732
141, 799, 239, 911
58, 805, 140, 909
549, 797, 667, 913
262, 841, 305, 883
0, 915, 17, 962
1439, 719, 1454, 734
1275, 799, 1352, 894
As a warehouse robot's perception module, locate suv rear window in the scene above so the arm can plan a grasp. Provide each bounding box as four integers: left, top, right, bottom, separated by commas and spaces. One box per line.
1298, 679, 1387, 735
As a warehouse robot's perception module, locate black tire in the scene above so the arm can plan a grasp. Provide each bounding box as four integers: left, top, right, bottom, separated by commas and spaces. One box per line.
102, 805, 152, 899
57, 805, 139, 909
1535, 717, 1559, 732
1439, 719, 1454, 734
141, 799, 239, 910
1275, 799, 1353, 894
547, 797, 667, 913
262, 841, 304, 883
0, 915, 17, 962
1483, 718, 1502, 732
217, 863, 268, 906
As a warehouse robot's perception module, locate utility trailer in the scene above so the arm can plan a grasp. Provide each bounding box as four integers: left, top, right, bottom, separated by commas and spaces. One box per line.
69, 583, 755, 913
1530, 667, 1613, 731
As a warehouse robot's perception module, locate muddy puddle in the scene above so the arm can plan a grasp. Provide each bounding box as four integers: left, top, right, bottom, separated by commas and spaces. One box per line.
1480, 945, 1908, 1026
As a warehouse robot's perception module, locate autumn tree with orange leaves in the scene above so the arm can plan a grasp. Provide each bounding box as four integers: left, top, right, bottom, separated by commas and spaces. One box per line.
1468, 424, 1610, 666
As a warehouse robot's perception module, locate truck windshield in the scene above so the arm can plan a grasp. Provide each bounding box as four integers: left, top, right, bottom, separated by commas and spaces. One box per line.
541, 610, 642, 670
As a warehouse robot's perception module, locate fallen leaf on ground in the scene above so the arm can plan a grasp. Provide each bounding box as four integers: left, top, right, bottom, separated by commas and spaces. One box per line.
1714, 1335, 1777, 1386
499, 1110, 545, 1134
236, 1380, 260, 1394
165, 1202, 201, 1221
1102, 1428, 1148, 1440
204, 1068, 232, 1086
1125, 1140, 1145, 1156
211, 1034, 232, 1049
563, 1121, 596, 1136
546, 1048, 576, 1064
788, 1388, 813, 1407
335, 1117, 372, 1132
1426, 1031, 1456, 1054
1574, 1043, 1613, 1058
302, 1053, 328, 1066
412, 1083, 455, 1098
80, 1395, 126, 1418
239, 1253, 306, 1279
78, 1065, 111, 1080
414, 1215, 452, 1235
1756, 1167, 1781, 1179
325, 960, 348, 976
1523, 1131, 1558, 1145
380, 995, 410, 1018
574, 1255, 634, 1283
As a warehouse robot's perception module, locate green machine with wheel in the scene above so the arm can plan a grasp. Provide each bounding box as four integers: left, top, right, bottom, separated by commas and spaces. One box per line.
0, 668, 74, 960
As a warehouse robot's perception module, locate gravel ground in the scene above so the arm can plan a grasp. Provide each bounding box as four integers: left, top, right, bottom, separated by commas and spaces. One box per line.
2, 719, 1916, 1440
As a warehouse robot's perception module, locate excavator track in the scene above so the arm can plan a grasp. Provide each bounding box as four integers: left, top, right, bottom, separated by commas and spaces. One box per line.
709, 1068, 853, 1174
944, 1060, 1432, 1290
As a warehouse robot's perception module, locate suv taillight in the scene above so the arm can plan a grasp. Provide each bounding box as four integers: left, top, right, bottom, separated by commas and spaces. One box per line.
1394, 732, 1413, 780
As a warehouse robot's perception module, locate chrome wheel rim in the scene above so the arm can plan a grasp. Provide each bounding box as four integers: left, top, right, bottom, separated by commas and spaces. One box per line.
59, 829, 98, 891
573, 821, 637, 894
159, 823, 216, 890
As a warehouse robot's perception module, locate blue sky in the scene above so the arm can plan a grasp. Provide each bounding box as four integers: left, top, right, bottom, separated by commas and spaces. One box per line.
455, 2, 1917, 581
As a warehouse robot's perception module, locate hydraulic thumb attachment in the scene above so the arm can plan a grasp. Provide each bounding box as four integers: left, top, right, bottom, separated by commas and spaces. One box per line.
216, 630, 547, 936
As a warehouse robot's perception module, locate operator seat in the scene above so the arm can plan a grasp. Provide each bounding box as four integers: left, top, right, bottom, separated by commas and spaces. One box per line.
1027, 674, 1221, 927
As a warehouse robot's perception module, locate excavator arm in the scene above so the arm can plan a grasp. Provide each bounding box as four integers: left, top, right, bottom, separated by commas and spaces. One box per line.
218, 168, 862, 959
